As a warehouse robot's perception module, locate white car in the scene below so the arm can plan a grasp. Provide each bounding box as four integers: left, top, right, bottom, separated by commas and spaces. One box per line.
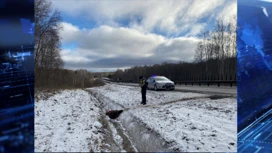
146, 76, 175, 91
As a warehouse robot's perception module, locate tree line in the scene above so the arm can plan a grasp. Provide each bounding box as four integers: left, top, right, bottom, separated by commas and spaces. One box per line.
111, 17, 236, 83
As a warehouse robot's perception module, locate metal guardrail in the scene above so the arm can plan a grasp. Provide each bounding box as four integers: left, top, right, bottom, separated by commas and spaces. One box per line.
174, 80, 236, 87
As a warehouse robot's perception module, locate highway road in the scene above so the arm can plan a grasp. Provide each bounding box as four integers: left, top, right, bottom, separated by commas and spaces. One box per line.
174, 85, 236, 95
106, 81, 237, 96
238, 108, 272, 153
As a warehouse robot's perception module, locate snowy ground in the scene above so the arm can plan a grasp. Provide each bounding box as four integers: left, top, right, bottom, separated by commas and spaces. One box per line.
35, 90, 103, 152
92, 84, 209, 108
91, 84, 237, 152
35, 84, 237, 152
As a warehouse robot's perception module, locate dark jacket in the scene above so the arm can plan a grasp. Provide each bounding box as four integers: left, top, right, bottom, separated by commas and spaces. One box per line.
139, 78, 147, 89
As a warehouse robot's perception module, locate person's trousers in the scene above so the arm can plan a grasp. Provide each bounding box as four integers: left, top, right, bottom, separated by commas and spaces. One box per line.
141, 89, 146, 104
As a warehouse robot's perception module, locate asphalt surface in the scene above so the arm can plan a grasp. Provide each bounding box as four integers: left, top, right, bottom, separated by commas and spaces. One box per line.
238, 108, 272, 153
108, 82, 237, 96
174, 85, 236, 95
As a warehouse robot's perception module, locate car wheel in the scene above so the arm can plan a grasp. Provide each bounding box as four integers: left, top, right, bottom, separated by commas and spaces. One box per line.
154, 85, 158, 91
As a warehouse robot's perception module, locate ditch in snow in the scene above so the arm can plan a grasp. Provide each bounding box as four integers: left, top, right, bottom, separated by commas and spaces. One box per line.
91, 91, 172, 152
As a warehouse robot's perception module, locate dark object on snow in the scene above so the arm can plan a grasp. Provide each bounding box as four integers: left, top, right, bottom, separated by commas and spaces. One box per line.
139, 76, 147, 105
106, 110, 123, 119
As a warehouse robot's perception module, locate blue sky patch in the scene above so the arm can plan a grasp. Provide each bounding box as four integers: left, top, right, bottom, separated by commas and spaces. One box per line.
62, 42, 78, 50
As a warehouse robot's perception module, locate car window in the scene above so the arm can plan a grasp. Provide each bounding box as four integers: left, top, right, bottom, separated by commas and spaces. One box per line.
154, 77, 169, 81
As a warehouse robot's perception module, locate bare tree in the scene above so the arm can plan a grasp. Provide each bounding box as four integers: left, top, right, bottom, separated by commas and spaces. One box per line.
35, 0, 63, 88
194, 42, 204, 63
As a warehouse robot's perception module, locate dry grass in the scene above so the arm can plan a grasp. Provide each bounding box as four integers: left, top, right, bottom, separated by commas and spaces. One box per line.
35, 79, 105, 101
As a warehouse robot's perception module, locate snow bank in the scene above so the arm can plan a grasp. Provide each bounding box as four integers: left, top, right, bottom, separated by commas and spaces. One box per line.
35, 90, 103, 152
130, 98, 237, 152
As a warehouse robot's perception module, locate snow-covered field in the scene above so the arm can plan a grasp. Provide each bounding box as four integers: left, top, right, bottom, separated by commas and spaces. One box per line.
35, 90, 103, 152
91, 84, 237, 152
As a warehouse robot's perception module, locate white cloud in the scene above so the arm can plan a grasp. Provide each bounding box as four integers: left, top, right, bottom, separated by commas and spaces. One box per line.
59, 22, 80, 43
217, 0, 237, 22
52, 0, 235, 36
61, 49, 95, 63
185, 23, 207, 37
50, 0, 237, 71
60, 22, 200, 71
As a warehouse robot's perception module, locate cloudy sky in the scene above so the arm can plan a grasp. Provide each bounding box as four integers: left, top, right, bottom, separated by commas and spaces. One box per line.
51, 0, 236, 72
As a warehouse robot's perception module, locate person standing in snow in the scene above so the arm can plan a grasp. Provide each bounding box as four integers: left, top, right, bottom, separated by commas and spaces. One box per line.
139, 76, 147, 105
